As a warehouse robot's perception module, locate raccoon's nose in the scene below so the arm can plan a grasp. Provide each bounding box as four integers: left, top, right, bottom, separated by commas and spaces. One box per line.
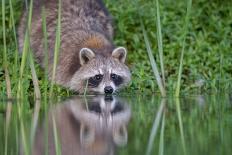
104, 86, 113, 94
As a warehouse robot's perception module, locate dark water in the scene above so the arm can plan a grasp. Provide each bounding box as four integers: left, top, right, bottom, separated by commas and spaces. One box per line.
1, 94, 232, 155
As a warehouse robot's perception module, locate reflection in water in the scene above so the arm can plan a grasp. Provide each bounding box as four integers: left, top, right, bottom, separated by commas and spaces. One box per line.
32, 96, 131, 155
3, 94, 232, 155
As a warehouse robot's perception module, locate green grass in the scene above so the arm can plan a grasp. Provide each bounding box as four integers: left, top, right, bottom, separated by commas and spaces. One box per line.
175, 0, 192, 97
146, 99, 166, 155
141, 20, 166, 97
1, 0, 12, 99
155, 0, 166, 88
49, 0, 62, 98
106, 0, 232, 95
0, 0, 232, 98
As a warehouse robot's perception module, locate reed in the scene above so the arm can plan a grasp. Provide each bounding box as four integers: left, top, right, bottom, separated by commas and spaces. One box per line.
84, 80, 89, 96
30, 100, 41, 146
175, 0, 192, 97
159, 110, 165, 155
52, 116, 62, 155
19, 105, 30, 155
141, 21, 166, 97
17, 0, 34, 99
146, 99, 166, 155
42, 7, 49, 98
4, 101, 12, 155
9, 0, 19, 79
155, 0, 165, 88
175, 98, 186, 155
2, 0, 12, 99
29, 50, 41, 99
49, 0, 62, 98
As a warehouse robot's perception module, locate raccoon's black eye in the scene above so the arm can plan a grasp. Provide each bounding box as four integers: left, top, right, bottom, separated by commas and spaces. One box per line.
88, 74, 103, 87
94, 74, 102, 81
111, 73, 117, 80
111, 73, 123, 86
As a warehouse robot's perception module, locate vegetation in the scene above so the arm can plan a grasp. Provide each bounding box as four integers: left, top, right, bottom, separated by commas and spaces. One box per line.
0, 0, 232, 98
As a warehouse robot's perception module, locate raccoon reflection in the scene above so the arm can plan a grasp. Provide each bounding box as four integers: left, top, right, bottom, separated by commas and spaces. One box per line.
32, 96, 131, 155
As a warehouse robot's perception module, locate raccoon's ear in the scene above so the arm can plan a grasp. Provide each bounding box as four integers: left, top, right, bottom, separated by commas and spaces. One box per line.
79, 48, 95, 65
112, 47, 127, 63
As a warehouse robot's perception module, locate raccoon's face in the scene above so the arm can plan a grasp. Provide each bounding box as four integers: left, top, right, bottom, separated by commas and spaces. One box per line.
69, 47, 131, 94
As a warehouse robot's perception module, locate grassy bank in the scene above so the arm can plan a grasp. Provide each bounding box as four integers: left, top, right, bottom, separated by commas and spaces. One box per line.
0, 0, 231, 98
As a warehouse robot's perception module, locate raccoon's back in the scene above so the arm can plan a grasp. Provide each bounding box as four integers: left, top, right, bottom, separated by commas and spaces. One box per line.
18, 0, 113, 52
17, 0, 114, 85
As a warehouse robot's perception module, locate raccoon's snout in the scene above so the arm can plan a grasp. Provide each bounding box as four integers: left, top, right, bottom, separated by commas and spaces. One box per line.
104, 86, 113, 94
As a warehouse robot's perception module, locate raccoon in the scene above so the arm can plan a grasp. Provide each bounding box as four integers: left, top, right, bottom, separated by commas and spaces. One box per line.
18, 0, 131, 94
31, 96, 131, 155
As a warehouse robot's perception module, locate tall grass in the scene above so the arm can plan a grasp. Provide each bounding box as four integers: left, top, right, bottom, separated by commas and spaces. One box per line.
19, 105, 30, 155
52, 116, 62, 155
12, 0, 41, 100
30, 100, 41, 146
17, 0, 34, 99
23, 0, 41, 99
84, 79, 89, 96
9, 0, 19, 80
141, 21, 166, 97
42, 7, 49, 99
139, 0, 167, 97
2, 0, 12, 99
4, 101, 12, 155
146, 99, 166, 155
158, 110, 165, 155
175, 98, 186, 154
49, 0, 62, 98
155, 0, 165, 88
139, 0, 192, 96
175, 0, 192, 97
29, 51, 41, 99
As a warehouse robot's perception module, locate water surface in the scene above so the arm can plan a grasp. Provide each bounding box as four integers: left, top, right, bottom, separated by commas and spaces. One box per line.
1, 94, 232, 155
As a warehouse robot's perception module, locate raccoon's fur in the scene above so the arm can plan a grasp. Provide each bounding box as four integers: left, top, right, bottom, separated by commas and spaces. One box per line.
18, 0, 131, 94
32, 96, 131, 155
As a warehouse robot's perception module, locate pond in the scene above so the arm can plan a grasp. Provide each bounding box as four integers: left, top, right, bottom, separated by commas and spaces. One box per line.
1, 94, 232, 155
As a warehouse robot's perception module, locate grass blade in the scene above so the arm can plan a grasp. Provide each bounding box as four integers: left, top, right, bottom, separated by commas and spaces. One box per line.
42, 7, 49, 98
141, 21, 166, 97
155, 0, 165, 87
20, 120, 30, 155
159, 110, 165, 155
146, 99, 166, 155
175, 98, 186, 155
4, 101, 12, 155
49, 0, 62, 98
52, 116, 62, 155
30, 100, 41, 147
9, 0, 19, 75
29, 51, 41, 99
2, 0, 12, 99
17, 0, 34, 99
175, 0, 192, 97
84, 79, 89, 96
